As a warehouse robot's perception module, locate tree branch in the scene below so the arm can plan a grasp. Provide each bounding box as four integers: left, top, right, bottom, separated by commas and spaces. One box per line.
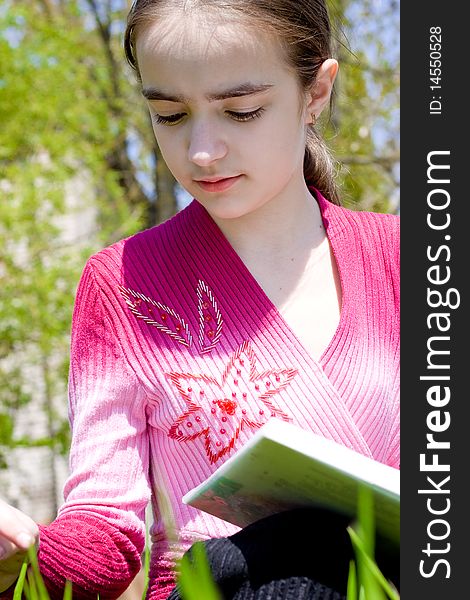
85, 0, 121, 99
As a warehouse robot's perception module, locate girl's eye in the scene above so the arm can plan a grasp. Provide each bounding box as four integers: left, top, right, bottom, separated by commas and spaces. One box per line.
152, 107, 265, 126
153, 113, 186, 125
226, 108, 265, 122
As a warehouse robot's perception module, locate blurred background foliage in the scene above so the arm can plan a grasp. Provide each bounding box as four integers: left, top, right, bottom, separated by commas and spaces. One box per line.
0, 0, 399, 476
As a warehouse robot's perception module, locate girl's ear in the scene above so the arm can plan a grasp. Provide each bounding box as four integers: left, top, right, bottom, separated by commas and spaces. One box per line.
305, 58, 339, 124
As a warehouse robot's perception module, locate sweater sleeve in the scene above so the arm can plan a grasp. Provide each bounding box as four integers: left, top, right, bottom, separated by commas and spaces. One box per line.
37, 259, 152, 600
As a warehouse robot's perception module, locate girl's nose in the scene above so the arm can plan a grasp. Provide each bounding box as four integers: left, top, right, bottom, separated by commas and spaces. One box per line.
188, 120, 227, 167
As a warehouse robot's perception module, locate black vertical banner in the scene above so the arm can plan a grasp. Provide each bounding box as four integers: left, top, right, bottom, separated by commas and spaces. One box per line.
401, 3, 467, 598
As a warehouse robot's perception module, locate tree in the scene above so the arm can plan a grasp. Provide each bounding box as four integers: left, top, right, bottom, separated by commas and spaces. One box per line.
0, 0, 153, 508
326, 0, 400, 213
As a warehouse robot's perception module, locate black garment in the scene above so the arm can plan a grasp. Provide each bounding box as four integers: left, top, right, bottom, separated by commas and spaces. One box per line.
167, 507, 399, 599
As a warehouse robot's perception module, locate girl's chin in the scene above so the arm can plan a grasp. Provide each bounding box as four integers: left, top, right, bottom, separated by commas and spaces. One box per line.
196, 198, 265, 223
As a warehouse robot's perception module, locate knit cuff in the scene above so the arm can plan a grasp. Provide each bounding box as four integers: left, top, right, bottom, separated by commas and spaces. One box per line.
37, 513, 143, 600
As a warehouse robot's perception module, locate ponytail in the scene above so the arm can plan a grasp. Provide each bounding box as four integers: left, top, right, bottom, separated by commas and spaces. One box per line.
304, 126, 340, 206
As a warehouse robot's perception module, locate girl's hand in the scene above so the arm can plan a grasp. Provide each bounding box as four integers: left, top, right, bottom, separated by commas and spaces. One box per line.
0, 499, 39, 592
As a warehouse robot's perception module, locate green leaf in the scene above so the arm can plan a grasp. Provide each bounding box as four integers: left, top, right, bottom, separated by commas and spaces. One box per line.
27, 546, 50, 600
348, 528, 399, 600
347, 559, 358, 600
13, 559, 29, 600
62, 580, 73, 600
177, 542, 221, 600
356, 485, 376, 559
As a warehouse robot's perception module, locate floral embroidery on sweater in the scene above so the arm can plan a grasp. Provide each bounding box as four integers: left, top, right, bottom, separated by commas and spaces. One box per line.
167, 341, 297, 463
120, 281, 298, 463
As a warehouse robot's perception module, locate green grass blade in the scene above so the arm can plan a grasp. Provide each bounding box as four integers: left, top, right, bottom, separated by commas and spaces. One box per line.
192, 543, 221, 598
141, 546, 150, 600
141, 518, 151, 600
22, 577, 32, 600
26, 569, 38, 600
351, 485, 386, 599
27, 547, 50, 600
13, 560, 29, 600
346, 559, 357, 600
62, 580, 73, 600
177, 542, 221, 600
348, 527, 399, 600
177, 555, 199, 600
356, 486, 375, 557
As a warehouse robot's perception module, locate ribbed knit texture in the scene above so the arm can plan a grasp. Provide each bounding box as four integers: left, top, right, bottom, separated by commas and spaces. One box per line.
36, 192, 399, 599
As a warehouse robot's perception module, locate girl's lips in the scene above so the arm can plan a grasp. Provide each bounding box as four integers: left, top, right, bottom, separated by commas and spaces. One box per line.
194, 175, 242, 193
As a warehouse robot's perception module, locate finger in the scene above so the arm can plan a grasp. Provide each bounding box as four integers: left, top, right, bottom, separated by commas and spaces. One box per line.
0, 502, 38, 551
0, 537, 18, 561
8, 507, 39, 542
0, 532, 34, 561
0, 528, 36, 552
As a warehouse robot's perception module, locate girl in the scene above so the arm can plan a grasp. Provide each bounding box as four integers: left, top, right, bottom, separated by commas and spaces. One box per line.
0, 1, 400, 598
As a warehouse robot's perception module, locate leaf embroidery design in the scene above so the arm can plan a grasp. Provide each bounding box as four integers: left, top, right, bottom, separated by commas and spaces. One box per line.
197, 280, 223, 353
119, 286, 193, 347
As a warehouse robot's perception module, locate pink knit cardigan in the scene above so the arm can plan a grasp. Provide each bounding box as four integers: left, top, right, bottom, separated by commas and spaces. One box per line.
35, 192, 400, 599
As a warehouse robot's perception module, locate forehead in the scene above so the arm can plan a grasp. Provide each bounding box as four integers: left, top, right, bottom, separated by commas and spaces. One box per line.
135, 9, 292, 90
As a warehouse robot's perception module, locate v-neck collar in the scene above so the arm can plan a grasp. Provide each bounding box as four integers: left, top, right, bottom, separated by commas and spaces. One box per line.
172, 194, 372, 456
187, 190, 351, 370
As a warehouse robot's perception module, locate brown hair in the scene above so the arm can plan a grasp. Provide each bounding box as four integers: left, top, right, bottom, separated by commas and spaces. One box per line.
124, 0, 340, 205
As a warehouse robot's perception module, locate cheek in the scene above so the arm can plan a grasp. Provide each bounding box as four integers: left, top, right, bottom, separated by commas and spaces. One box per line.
153, 129, 184, 170
251, 115, 303, 164
263, 103, 302, 142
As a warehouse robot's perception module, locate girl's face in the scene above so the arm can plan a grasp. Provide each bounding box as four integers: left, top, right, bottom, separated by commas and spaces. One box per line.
136, 11, 314, 221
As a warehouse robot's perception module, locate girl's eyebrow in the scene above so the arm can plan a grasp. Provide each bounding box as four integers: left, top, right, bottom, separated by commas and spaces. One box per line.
141, 83, 274, 103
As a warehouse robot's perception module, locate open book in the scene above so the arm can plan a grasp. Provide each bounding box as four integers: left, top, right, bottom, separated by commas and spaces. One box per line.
183, 419, 400, 545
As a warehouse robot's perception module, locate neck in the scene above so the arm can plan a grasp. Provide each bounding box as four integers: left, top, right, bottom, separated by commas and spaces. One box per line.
210, 179, 325, 265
